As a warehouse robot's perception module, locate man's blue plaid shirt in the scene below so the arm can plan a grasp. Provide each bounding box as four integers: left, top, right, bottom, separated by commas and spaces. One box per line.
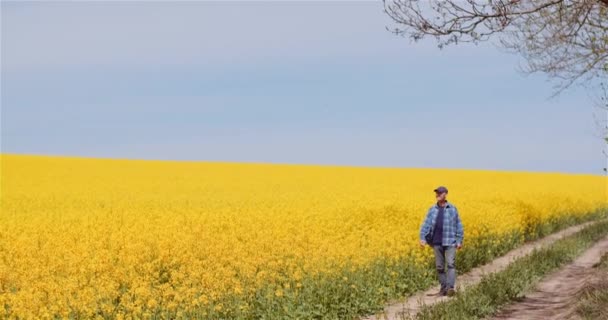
419, 201, 464, 246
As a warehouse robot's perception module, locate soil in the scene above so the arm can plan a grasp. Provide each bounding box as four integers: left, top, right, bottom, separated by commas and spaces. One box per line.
491, 236, 608, 320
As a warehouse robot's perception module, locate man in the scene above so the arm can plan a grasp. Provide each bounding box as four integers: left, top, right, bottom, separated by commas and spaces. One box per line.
419, 186, 464, 297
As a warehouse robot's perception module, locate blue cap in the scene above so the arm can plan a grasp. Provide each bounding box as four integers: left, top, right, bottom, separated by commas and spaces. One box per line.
434, 186, 448, 193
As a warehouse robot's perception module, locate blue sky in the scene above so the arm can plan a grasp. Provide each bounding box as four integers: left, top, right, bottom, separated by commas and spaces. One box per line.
2, 2, 605, 174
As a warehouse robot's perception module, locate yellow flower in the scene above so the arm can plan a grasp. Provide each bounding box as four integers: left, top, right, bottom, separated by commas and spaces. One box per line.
146, 299, 157, 309
1, 154, 605, 318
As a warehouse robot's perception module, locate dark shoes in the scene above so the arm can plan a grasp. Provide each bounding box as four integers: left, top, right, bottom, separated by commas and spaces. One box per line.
428, 289, 447, 296
429, 288, 455, 297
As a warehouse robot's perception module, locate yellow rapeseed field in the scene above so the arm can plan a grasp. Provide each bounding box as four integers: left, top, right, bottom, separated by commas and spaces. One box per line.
0, 154, 606, 319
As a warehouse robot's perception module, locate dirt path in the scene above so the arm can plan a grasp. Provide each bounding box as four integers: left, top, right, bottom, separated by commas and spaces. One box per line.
491, 235, 608, 320
363, 220, 602, 320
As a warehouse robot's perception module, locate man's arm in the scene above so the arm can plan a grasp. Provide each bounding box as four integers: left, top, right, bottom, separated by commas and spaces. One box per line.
419, 209, 433, 242
454, 207, 464, 246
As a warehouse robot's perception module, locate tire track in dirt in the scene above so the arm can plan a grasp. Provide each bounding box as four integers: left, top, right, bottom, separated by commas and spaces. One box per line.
491, 235, 608, 320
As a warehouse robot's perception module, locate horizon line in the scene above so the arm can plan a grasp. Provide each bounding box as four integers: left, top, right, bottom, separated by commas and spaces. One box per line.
2, 152, 606, 177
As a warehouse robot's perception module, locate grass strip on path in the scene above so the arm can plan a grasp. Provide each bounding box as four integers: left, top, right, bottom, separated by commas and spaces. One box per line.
576, 253, 608, 320
413, 219, 608, 320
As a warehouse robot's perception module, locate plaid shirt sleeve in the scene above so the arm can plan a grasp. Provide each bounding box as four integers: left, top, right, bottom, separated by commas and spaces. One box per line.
419, 208, 433, 241
454, 206, 464, 244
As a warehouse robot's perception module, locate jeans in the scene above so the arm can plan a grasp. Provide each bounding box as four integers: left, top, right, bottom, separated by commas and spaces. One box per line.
433, 245, 456, 290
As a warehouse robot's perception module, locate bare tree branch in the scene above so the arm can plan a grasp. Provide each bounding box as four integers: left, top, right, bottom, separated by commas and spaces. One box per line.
384, 0, 608, 91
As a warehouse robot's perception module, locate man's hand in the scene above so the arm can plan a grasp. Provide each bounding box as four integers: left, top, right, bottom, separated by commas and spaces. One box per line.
419, 240, 427, 247
456, 243, 463, 250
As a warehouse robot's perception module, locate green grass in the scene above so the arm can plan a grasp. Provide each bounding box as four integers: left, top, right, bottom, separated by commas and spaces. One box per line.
206, 209, 607, 319
576, 253, 608, 320
414, 218, 608, 320
102, 209, 606, 319
241, 209, 608, 320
